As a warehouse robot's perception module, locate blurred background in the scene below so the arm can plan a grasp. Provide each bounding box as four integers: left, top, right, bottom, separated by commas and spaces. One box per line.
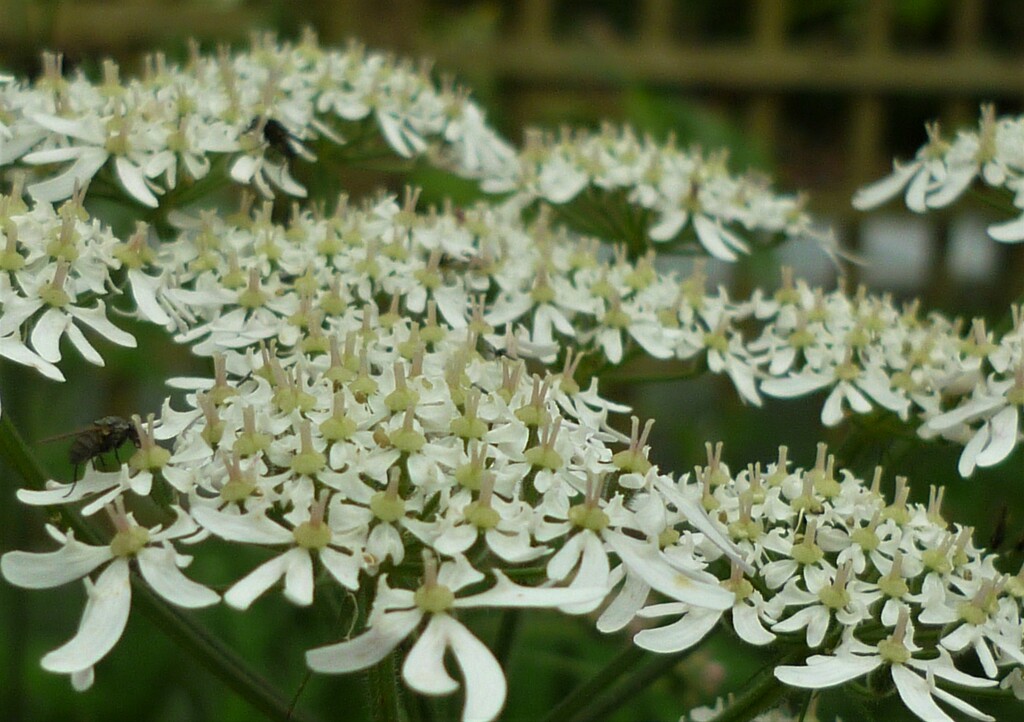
1, 1, 1023, 720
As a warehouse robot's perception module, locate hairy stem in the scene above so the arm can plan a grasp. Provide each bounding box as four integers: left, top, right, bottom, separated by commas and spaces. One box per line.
366, 649, 406, 722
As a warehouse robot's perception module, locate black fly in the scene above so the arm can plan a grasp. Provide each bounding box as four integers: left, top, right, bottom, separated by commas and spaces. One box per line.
40, 416, 141, 496
246, 116, 314, 162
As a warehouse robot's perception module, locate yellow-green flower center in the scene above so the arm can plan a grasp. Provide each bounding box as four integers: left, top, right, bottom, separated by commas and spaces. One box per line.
110, 526, 150, 557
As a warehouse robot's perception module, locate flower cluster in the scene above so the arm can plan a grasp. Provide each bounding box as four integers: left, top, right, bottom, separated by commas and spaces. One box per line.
6, 300, 748, 718
606, 442, 1024, 722
0, 186, 136, 413
7, 337, 1023, 721
0, 32, 515, 205
483, 124, 824, 260
854, 104, 1024, 243
2, 36, 1023, 722
150, 194, 1020, 477
3, 169, 1020, 482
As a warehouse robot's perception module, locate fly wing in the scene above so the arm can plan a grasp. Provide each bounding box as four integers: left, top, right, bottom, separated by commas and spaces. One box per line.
37, 426, 103, 445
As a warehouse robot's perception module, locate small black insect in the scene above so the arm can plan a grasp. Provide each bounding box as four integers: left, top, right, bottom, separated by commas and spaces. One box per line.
40, 416, 141, 495
261, 118, 297, 159
246, 116, 313, 161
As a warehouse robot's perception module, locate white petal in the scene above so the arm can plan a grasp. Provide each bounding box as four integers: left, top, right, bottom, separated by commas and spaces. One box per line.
319, 547, 361, 590
264, 162, 307, 198
0, 335, 65, 381
23, 146, 90, 164
1, 540, 111, 589
402, 615, 460, 695
958, 424, 989, 477
926, 396, 1003, 431
546, 534, 584, 582
926, 166, 976, 208
988, 214, 1024, 243
775, 653, 880, 688
596, 571, 650, 633
368, 522, 405, 565
127, 269, 172, 326
230, 154, 258, 184
484, 528, 547, 563
694, 215, 738, 261
891, 664, 954, 722
28, 113, 105, 143
306, 608, 422, 673
930, 685, 994, 721
455, 569, 606, 610
650, 481, 751, 573
439, 614, 507, 722
282, 548, 315, 606
761, 373, 830, 398
42, 560, 131, 673
223, 551, 293, 610
634, 607, 719, 653
976, 406, 1019, 467
905, 168, 932, 213
603, 530, 734, 610
649, 210, 687, 242
30, 307, 70, 362
911, 654, 999, 689
64, 322, 103, 365
852, 163, 919, 210
844, 382, 873, 415
630, 323, 674, 359
549, 534, 610, 614
136, 546, 218, 608
732, 602, 776, 645
28, 148, 108, 202
377, 113, 414, 158
725, 359, 762, 406
599, 328, 623, 364
437, 555, 486, 593
68, 302, 137, 348
71, 667, 95, 691
192, 506, 292, 545
114, 156, 159, 207
821, 384, 848, 426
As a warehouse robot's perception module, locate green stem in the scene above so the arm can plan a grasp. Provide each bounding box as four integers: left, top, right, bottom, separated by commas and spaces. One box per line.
967, 186, 1018, 217
709, 652, 806, 722
0, 414, 321, 722
133, 582, 321, 722
561, 642, 713, 722
0, 413, 48, 490
539, 642, 646, 722
366, 649, 406, 722
492, 608, 521, 670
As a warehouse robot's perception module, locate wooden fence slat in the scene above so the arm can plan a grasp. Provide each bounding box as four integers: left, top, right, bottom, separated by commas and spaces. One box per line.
429, 43, 1024, 95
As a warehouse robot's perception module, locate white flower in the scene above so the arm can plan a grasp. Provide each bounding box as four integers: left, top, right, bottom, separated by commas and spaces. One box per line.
0, 331, 65, 381
24, 108, 164, 207
925, 366, 1024, 476
852, 122, 948, 213
0, 260, 136, 365
192, 490, 362, 608
775, 608, 997, 722
306, 554, 603, 722
0, 502, 217, 688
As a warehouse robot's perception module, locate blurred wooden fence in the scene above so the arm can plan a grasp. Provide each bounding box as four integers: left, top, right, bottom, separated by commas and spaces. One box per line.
2, 0, 1022, 300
